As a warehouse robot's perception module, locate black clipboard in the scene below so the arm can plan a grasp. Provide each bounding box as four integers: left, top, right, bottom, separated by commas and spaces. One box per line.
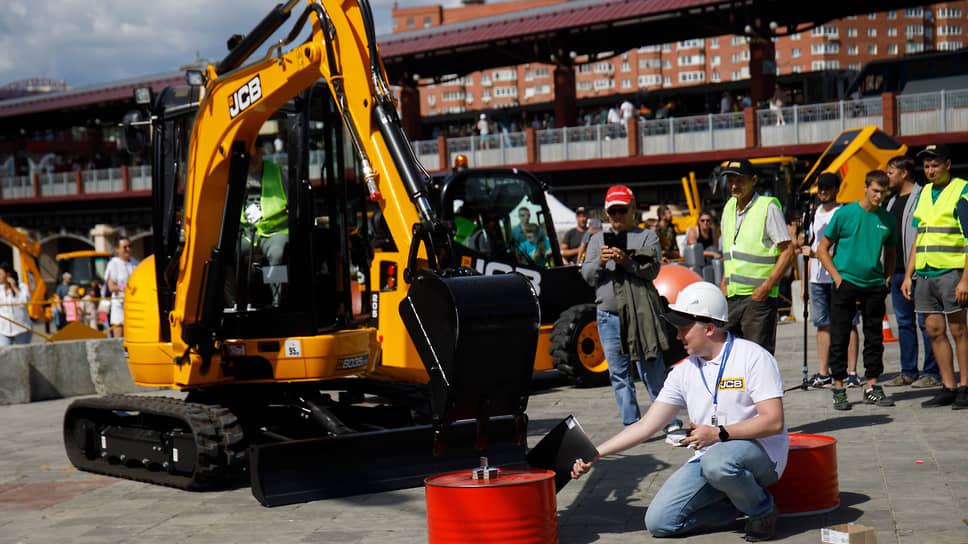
526, 415, 598, 492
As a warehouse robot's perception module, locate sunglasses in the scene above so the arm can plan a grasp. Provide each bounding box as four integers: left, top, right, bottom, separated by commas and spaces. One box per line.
607, 206, 629, 216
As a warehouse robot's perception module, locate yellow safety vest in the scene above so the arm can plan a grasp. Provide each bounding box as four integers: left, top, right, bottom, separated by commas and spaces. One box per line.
242, 161, 289, 240
913, 177, 967, 270
722, 195, 781, 297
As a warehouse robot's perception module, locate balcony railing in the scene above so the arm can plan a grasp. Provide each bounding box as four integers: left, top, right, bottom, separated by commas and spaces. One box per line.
4, 89, 968, 199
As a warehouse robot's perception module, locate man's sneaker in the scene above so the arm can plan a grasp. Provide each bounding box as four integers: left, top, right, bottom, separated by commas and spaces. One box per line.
664, 419, 684, 434
882, 374, 915, 387
846, 374, 861, 388
832, 387, 851, 411
911, 375, 942, 388
744, 504, 778, 542
864, 385, 895, 406
921, 387, 957, 407
809, 373, 832, 388
952, 386, 968, 410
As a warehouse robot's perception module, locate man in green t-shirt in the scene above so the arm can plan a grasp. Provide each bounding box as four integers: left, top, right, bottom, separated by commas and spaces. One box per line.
900, 143, 968, 409
817, 170, 897, 410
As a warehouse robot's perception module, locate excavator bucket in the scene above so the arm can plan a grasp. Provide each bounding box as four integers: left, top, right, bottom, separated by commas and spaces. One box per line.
248, 271, 541, 507
250, 416, 526, 506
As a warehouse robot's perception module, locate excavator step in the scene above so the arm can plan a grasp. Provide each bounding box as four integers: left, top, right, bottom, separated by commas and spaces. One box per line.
249, 415, 527, 507
63, 395, 245, 490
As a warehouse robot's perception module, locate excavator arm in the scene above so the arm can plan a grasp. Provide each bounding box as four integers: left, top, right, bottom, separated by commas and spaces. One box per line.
0, 218, 49, 321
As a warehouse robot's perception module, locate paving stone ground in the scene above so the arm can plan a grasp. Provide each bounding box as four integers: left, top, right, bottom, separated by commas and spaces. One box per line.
1, 321, 967, 543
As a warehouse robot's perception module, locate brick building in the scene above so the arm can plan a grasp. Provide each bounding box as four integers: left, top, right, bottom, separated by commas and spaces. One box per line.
392, 1, 968, 121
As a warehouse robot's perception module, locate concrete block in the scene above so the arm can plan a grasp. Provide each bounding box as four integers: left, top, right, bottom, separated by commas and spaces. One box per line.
29, 341, 96, 401
86, 339, 155, 395
0, 346, 31, 405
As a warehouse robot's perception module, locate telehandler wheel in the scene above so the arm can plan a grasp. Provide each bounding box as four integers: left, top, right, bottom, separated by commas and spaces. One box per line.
550, 303, 609, 387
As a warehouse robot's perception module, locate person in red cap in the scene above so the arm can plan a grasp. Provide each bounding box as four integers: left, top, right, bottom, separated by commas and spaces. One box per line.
581, 185, 681, 432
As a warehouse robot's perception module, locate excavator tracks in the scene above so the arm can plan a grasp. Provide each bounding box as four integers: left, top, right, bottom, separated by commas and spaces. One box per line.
63, 395, 246, 490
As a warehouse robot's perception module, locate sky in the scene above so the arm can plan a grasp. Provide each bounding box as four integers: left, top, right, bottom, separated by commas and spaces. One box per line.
0, 0, 464, 89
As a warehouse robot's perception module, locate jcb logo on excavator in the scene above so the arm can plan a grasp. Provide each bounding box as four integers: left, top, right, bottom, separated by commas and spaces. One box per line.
229, 76, 263, 118
472, 259, 542, 295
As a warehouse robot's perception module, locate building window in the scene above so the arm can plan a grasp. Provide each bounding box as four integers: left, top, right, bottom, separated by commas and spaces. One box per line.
593, 79, 614, 90
730, 36, 747, 46
492, 69, 516, 81
868, 12, 877, 20
867, 28, 877, 37
637, 74, 661, 87
710, 55, 721, 66
791, 65, 802, 73
731, 71, 740, 81
577, 64, 591, 74
938, 41, 964, 51
938, 7, 962, 18
493, 86, 517, 98
812, 60, 839, 70
888, 44, 899, 55
427, 95, 436, 106
905, 24, 924, 37
906, 42, 925, 53
868, 45, 878, 55
904, 7, 923, 18
709, 38, 719, 48
621, 79, 632, 89
811, 42, 839, 54
677, 39, 703, 50
481, 90, 490, 101
662, 60, 672, 69
938, 25, 963, 36
639, 58, 662, 69
678, 54, 705, 66
620, 62, 631, 72
847, 28, 858, 37
577, 81, 592, 91
424, 16, 432, 27
887, 27, 897, 37
848, 63, 859, 70
790, 32, 801, 40
593, 62, 613, 74
887, 10, 896, 19
847, 45, 859, 55
663, 76, 672, 85
791, 48, 801, 58
678, 71, 706, 83
406, 18, 415, 27
441, 91, 464, 101
811, 25, 839, 38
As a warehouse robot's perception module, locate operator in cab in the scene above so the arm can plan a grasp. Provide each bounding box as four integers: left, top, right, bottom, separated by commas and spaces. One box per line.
236, 134, 289, 308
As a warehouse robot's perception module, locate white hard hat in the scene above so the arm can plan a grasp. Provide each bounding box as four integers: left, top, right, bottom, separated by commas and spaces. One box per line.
663, 281, 728, 324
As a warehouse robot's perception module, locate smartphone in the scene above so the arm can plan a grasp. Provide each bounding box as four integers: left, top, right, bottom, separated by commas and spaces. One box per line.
602, 231, 626, 251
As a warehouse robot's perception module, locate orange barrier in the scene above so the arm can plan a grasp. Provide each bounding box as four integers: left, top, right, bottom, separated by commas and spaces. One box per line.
768, 433, 839, 516
882, 315, 898, 343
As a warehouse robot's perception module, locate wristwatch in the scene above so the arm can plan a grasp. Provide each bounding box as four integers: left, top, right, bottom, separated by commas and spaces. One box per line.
718, 425, 730, 442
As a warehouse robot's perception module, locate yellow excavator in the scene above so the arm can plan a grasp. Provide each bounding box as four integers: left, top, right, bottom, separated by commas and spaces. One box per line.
63, 0, 540, 506
0, 218, 50, 322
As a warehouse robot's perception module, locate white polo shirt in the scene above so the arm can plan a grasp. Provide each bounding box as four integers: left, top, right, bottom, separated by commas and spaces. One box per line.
657, 333, 789, 477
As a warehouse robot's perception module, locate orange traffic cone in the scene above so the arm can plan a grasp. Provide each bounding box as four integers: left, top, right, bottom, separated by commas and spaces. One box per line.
882, 315, 899, 343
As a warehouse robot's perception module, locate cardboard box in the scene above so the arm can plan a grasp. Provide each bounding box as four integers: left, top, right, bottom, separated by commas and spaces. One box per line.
821, 523, 877, 544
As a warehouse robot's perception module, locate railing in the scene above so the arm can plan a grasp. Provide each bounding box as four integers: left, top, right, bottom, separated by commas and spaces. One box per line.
757, 97, 884, 145
898, 88, 968, 136
4, 89, 968, 198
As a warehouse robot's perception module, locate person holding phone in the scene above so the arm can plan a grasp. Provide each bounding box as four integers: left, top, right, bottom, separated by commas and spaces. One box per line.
581, 185, 681, 433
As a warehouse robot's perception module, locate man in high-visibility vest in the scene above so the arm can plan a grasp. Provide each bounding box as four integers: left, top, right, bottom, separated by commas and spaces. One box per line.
718, 159, 794, 354
901, 143, 968, 409
237, 135, 289, 308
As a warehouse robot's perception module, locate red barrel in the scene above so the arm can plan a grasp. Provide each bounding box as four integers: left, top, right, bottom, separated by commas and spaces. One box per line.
425, 468, 558, 543
767, 433, 839, 515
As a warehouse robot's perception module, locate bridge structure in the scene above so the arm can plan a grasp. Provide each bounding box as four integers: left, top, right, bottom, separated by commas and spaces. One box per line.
0, 0, 957, 281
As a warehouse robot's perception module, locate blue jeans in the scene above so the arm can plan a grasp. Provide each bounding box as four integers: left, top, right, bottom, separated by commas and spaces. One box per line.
597, 310, 666, 426
645, 440, 779, 537
891, 272, 939, 380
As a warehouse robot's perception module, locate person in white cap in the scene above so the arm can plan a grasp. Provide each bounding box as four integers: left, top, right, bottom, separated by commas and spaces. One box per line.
572, 281, 788, 542
476, 113, 490, 149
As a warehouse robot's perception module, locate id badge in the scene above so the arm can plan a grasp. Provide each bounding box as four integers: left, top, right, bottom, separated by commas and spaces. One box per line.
711, 411, 728, 426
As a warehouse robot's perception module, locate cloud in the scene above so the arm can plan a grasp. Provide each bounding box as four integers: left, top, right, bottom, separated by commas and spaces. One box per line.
0, 0, 435, 88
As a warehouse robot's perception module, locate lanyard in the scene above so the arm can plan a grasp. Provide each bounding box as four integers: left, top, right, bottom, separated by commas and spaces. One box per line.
698, 335, 733, 414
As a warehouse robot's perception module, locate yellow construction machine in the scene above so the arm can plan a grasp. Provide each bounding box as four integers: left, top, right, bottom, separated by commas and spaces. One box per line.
63, 0, 540, 506
0, 218, 50, 322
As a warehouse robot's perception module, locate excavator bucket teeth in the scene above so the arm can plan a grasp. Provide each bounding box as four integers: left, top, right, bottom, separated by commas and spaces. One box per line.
249, 416, 527, 507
